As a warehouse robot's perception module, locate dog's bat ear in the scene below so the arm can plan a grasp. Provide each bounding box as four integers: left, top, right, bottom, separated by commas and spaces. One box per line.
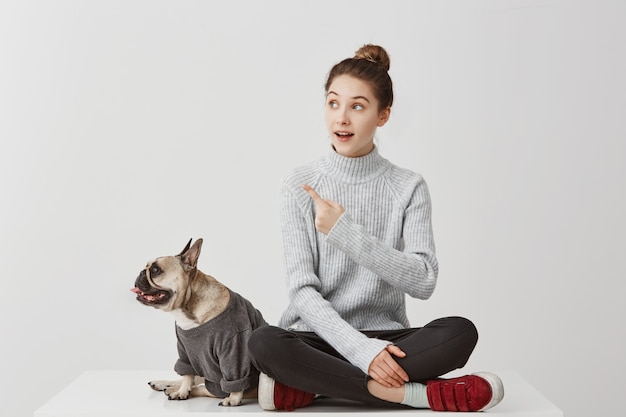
180, 238, 203, 271
178, 238, 193, 257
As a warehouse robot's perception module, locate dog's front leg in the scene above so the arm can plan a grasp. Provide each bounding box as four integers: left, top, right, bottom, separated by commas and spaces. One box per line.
165, 374, 195, 400
219, 390, 244, 406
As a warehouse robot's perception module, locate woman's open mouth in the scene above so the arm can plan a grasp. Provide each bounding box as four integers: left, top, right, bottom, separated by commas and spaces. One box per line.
335, 131, 354, 142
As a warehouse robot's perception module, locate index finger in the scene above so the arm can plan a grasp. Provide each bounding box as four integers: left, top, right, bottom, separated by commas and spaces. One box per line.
387, 344, 407, 358
302, 184, 325, 204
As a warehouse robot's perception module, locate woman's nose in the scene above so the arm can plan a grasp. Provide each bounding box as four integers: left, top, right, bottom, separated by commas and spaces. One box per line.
336, 109, 349, 125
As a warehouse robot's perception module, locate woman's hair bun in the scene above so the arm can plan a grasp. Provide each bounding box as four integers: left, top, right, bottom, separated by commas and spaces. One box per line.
353, 44, 390, 71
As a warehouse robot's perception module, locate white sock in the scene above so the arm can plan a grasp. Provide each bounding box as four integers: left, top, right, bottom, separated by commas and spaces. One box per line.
401, 382, 429, 408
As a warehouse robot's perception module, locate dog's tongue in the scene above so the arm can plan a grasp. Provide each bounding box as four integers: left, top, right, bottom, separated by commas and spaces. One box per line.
130, 287, 143, 295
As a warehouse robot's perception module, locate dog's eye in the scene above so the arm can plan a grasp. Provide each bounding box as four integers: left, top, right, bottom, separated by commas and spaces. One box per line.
150, 265, 161, 276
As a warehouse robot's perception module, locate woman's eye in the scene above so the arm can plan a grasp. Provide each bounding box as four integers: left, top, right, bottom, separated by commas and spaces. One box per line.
353, 104, 364, 110
328, 101, 338, 109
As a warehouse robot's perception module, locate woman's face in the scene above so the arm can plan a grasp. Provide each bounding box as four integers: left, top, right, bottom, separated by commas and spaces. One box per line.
325, 74, 390, 158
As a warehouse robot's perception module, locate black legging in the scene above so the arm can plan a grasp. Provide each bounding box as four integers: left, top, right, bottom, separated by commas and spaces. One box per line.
248, 316, 478, 407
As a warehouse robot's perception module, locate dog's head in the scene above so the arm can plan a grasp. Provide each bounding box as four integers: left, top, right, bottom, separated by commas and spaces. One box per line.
131, 238, 203, 311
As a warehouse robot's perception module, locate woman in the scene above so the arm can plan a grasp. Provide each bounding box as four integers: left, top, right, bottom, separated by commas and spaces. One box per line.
248, 44, 504, 412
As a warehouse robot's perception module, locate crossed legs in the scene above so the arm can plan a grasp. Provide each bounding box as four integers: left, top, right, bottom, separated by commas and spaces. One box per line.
248, 316, 479, 407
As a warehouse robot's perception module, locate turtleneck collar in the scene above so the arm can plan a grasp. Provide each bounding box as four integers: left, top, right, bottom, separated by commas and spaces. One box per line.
323, 145, 390, 184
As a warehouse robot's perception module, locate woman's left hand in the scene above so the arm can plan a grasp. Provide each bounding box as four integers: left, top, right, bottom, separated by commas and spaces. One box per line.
368, 345, 409, 388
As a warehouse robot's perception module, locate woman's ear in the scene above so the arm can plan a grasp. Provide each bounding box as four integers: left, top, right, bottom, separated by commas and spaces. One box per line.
377, 107, 391, 127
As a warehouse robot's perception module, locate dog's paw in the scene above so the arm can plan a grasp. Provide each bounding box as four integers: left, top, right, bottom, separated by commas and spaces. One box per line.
218, 398, 242, 406
165, 386, 191, 401
219, 391, 244, 406
148, 380, 177, 392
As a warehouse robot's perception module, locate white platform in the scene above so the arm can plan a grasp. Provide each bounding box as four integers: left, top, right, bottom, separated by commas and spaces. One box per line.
34, 370, 562, 416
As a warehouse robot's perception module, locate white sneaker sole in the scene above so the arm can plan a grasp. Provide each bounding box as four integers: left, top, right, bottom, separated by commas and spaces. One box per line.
257, 372, 277, 411
473, 372, 505, 411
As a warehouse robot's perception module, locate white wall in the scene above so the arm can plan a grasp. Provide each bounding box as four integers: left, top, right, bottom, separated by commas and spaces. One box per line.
1, 1, 624, 416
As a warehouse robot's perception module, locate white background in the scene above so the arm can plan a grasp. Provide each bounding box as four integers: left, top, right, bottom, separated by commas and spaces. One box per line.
1, 1, 624, 416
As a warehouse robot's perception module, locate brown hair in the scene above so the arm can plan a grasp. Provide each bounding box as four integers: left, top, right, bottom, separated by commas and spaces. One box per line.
325, 44, 393, 111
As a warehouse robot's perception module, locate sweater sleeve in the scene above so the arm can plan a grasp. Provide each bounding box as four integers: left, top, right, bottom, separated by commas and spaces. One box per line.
325, 177, 438, 299
280, 179, 390, 374
174, 330, 195, 376
217, 330, 260, 394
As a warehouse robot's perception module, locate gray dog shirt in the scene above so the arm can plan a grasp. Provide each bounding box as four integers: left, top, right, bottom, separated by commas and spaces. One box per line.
173, 289, 267, 397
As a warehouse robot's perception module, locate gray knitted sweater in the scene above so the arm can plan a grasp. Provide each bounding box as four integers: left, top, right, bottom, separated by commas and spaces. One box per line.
277, 146, 438, 374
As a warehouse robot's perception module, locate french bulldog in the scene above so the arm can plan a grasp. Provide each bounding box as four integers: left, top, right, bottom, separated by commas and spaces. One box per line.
131, 238, 267, 406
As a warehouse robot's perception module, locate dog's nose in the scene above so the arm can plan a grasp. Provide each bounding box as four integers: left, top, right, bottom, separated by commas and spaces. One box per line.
134, 272, 150, 291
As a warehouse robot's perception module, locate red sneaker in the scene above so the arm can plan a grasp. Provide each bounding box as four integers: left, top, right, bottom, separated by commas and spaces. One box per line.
426, 372, 504, 412
258, 373, 316, 411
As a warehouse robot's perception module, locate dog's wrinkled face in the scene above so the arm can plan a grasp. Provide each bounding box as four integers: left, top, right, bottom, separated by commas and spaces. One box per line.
132, 256, 186, 310
131, 238, 202, 311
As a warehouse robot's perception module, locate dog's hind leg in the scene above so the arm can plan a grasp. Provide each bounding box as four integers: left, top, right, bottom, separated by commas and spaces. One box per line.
190, 384, 219, 398
148, 379, 180, 392
150, 375, 205, 392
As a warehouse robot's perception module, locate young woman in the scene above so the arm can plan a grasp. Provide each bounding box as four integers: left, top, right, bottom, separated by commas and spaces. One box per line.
248, 44, 504, 412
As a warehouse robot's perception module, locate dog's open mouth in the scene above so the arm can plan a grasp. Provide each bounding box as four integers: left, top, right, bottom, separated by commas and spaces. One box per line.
131, 287, 171, 305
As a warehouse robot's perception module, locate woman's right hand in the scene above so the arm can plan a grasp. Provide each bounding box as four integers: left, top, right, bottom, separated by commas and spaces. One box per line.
368, 345, 409, 388
302, 184, 345, 235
